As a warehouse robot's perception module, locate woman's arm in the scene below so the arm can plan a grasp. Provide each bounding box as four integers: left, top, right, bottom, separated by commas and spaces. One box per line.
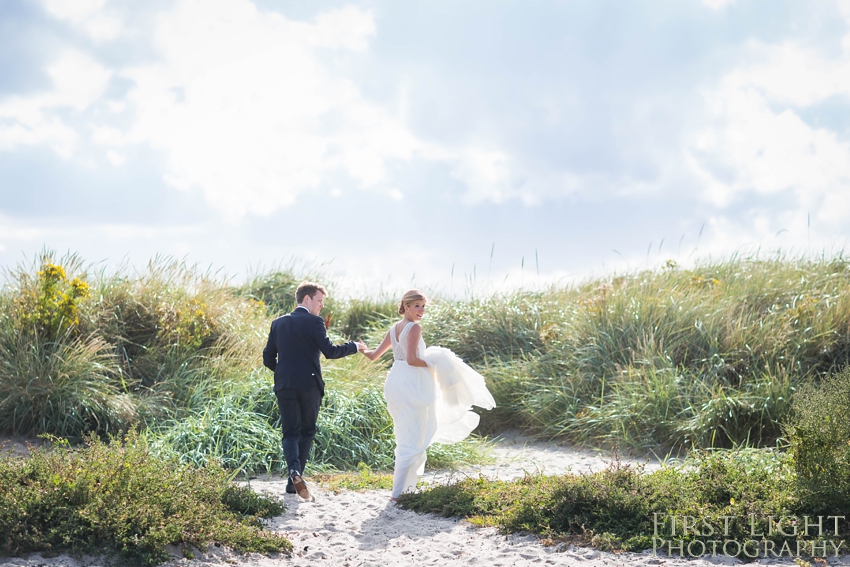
405, 324, 428, 367
362, 331, 392, 361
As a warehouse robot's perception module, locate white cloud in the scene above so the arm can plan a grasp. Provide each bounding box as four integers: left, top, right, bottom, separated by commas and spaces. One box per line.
451, 148, 512, 203
0, 50, 111, 157
701, 0, 736, 10
6, 0, 849, 236
119, 0, 436, 220
106, 150, 126, 166
3, 0, 586, 216
450, 146, 590, 206
42, 0, 106, 21
41, 0, 121, 41
91, 125, 125, 146
0, 213, 203, 250
686, 31, 850, 232
721, 41, 850, 107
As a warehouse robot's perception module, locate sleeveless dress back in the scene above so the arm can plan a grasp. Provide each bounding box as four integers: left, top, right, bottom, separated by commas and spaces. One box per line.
384, 321, 495, 498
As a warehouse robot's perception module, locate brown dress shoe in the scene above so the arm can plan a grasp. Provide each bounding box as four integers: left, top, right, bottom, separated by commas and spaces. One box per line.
291, 474, 312, 501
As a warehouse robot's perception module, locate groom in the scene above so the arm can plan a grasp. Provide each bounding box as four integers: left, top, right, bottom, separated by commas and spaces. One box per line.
262, 281, 364, 500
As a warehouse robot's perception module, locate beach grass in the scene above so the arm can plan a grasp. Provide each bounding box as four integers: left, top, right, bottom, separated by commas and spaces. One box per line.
3, 250, 850, 468
0, 252, 486, 473
423, 254, 850, 451
398, 448, 836, 558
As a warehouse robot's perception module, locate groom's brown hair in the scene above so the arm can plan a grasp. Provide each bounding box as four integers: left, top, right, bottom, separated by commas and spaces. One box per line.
296, 281, 328, 303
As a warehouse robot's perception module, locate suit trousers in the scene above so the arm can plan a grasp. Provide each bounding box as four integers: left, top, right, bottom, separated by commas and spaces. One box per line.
276, 387, 322, 477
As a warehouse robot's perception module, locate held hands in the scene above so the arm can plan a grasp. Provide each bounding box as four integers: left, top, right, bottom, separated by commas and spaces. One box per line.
356, 340, 368, 353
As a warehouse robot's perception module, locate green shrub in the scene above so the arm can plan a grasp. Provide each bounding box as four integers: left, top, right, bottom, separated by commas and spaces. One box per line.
7, 251, 850, 468
399, 448, 798, 554
785, 365, 850, 514
147, 358, 488, 474
423, 295, 545, 363
146, 397, 285, 474
0, 433, 290, 566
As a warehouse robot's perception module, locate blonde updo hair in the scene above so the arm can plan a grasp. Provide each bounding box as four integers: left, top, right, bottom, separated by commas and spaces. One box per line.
398, 289, 428, 315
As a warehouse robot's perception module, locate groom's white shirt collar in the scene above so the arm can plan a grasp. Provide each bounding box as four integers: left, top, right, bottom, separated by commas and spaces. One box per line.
295, 305, 308, 311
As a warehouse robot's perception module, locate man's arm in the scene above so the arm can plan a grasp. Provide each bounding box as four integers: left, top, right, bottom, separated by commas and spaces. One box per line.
312, 317, 357, 359
262, 323, 277, 371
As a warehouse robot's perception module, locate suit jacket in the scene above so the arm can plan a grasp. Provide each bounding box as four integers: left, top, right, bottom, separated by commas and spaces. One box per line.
263, 307, 357, 395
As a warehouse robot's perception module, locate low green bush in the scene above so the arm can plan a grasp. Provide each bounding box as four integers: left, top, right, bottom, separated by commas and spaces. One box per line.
399, 448, 802, 555
785, 365, 850, 514
0, 433, 290, 566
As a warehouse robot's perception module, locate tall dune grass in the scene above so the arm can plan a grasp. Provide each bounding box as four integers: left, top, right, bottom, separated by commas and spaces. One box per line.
422, 255, 850, 450
3, 251, 849, 464
0, 252, 485, 472
145, 351, 488, 474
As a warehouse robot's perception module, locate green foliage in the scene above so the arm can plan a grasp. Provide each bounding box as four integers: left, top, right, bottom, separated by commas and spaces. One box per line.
0, 330, 135, 439
313, 385, 397, 470
423, 256, 850, 450
220, 484, 285, 517
399, 448, 801, 555
423, 295, 545, 363
5, 251, 850, 474
144, 355, 487, 474
12, 256, 91, 339
146, 396, 286, 474
785, 365, 850, 514
238, 271, 301, 317
0, 433, 290, 566
333, 298, 397, 340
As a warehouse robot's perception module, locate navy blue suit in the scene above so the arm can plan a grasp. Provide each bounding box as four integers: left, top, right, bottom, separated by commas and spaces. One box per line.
263, 307, 357, 476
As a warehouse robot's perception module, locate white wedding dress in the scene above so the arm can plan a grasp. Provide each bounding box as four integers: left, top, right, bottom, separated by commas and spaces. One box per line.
384, 321, 496, 498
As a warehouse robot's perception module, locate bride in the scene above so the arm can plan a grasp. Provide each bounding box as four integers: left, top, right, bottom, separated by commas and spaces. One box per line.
361, 289, 496, 500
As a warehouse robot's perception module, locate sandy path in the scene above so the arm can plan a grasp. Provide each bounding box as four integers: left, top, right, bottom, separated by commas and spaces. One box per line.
1, 434, 841, 567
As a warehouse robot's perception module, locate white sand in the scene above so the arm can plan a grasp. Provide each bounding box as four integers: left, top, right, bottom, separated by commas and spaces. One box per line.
1, 433, 846, 567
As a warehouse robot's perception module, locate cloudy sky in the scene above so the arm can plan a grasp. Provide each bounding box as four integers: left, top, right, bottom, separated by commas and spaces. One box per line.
1, 0, 849, 296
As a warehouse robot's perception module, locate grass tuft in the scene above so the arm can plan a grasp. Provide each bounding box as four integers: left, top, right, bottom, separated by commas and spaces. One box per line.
313, 463, 395, 493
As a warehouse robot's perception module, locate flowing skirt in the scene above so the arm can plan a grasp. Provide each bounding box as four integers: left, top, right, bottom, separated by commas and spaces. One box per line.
384, 360, 436, 498
384, 348, 496, 498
